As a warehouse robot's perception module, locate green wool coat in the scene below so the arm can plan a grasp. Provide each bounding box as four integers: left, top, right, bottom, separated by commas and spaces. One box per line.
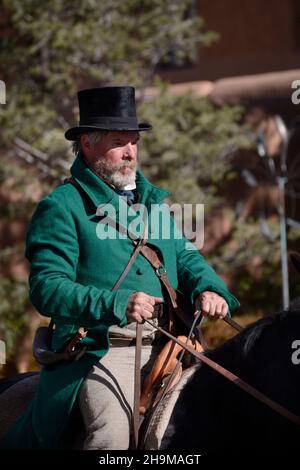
1, 153, 240, 449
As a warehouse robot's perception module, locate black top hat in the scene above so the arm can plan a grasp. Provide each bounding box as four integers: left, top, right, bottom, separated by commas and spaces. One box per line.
65, 86, 152, 141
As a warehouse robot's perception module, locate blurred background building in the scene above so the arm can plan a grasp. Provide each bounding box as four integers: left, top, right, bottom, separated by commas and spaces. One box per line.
156, 0, 300, 120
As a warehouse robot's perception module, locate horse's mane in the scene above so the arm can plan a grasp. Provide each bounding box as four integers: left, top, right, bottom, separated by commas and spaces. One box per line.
243, 298, 300, 353
206, 298, 300, 369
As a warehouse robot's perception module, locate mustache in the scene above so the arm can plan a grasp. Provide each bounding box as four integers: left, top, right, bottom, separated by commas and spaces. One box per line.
115, 162, 137, 171
93, 158, 137, 176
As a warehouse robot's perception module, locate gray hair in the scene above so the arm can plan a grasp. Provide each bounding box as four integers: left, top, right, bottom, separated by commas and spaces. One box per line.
71, 130, 109, 155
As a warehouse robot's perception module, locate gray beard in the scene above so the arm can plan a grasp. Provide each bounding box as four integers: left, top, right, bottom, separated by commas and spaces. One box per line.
93, 158, 137, 189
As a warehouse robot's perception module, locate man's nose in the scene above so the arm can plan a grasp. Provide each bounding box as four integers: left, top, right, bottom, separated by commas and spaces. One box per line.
123, 143, 135, 159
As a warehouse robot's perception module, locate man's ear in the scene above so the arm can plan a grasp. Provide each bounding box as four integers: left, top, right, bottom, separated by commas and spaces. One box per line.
80, 134, 90, 150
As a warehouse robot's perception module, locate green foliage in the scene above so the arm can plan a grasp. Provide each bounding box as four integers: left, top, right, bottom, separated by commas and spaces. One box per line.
214, 218, 280, 272
0, 159, 41, 219
0, 0, 217, 153
0, 278, 29, 359
138, 86, 252, 207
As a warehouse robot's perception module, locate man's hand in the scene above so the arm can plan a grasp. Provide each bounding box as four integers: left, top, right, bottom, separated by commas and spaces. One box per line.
195, 291, 228, 319
126, 292, 163, 324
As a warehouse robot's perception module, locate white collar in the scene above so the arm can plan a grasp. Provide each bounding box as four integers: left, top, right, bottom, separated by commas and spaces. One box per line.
122, 182, 136, 190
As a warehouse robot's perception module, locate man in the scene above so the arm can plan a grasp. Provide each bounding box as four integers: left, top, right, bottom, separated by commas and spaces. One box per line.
1, 86, 239, 450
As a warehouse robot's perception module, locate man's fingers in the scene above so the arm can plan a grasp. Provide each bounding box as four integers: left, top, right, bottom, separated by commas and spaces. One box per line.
135, 314, 144, 324
152, 296, 164, 304
221, 302, 228, 317
143, 310, 155, 319
201, 300, 211, 315
139, 310, 154, 323
126, 293, 164, 324
133, 310, 153, 323
127, 312, 143, 324
210, 302, 217, 317
199, 292, 228, 319
143, 304, 155, 314
144, 295, 163, 309
215, 303, 223, 315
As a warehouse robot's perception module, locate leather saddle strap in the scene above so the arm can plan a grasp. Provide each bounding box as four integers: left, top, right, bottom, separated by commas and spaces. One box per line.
132, 322, 143, 449
139, 246, 178, 309
111, 241, 145, 292
156, 310, 202, 406
139, 311, 202, 449
138, 246, 178, 335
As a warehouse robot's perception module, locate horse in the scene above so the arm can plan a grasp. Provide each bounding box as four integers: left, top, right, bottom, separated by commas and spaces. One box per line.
158, 300, 300, 450
1, 303, 300, 450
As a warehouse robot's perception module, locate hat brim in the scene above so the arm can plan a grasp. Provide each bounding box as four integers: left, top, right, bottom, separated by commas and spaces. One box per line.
65, 123, 152, 141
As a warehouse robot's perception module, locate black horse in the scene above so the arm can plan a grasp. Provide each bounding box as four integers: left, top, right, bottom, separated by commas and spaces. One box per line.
160, 300, 300, 450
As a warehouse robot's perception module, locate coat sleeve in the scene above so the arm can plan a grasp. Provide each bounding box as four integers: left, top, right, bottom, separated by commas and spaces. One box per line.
170, 216, 240, 313
25, 197, 135, 328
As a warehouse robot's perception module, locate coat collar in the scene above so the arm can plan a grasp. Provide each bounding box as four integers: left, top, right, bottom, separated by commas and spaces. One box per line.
70, 153, 170, 209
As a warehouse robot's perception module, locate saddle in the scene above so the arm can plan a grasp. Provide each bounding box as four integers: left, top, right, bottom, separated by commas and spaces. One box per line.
139, 336, 203, 416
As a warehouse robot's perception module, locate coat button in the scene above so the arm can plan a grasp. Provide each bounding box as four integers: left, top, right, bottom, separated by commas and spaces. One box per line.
136, 268, 143, 275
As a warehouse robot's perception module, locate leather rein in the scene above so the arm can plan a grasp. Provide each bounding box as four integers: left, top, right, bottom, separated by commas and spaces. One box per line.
142, 314, 300, 428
